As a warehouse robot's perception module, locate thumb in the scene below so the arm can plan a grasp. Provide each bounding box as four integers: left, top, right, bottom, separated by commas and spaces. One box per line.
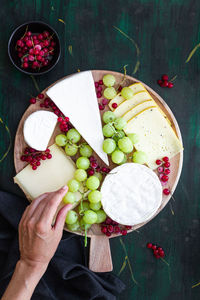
54, 203, 72, 232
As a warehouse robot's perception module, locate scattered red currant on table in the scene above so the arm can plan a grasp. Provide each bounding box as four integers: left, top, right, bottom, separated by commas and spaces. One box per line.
157, 74, 174, 88
146, 242, 165, 259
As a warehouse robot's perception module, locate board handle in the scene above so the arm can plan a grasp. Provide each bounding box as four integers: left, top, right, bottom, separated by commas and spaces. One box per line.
89, 235, 113, 272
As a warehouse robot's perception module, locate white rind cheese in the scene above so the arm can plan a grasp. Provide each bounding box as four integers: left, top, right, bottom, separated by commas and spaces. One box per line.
124, 107, 183, 169
101, 163, 162, 226
14, 144, 81, 203
46, 71, 109, 165
23, 111, 57, 151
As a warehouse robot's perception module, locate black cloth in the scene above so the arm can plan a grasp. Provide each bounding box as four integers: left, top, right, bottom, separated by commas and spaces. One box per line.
0, 191, 125, 300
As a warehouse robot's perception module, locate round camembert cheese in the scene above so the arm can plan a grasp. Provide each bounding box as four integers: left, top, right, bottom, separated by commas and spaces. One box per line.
23, 110, 58, 151
101, 163, 162, 226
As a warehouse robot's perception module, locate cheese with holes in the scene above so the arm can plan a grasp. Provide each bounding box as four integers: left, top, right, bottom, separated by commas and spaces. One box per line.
122, 100, 155, 121
113, 91, 151, 117
124, 107, 183, 169
23, 111, 58, 151
101, 163, 162, 225
46, 71, 109, 165
109, 82, 146, 110
14, 144, 81, 203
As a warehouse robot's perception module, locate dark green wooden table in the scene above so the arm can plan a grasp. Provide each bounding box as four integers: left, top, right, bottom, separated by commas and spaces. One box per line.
0, 0, 200, 299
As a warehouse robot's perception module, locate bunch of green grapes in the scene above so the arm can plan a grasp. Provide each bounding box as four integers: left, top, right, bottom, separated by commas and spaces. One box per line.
102, 111, 147, 165
63, 153, 106, 246
55, 128, 93, 158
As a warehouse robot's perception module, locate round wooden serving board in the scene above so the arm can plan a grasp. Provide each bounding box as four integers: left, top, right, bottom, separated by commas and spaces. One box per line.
14, 70, 183, 272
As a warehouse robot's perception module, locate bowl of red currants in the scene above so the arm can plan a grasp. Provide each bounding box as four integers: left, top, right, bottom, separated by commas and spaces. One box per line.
8, 21, 60, 75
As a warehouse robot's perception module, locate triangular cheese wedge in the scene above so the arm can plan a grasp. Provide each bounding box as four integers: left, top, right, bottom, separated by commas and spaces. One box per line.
46, 71, 109, 165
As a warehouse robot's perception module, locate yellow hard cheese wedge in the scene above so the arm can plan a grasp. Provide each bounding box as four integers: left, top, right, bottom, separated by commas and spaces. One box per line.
109, 82, 146, 110
124, 107, 183, 169
14, 144, 82, 205
122, 100, 155, 121
113, 91, 151, 118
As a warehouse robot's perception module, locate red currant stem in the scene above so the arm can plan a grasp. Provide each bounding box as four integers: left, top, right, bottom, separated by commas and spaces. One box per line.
192, 281, 200, 289
49, 49, 54, 53
119, 238, 138, 285
21, 25, 29, 40
49, 32, 55, 40
84, 225, 87, 247
116, 64, 128, 89
169, 202, 175, 216
30, 75, 40, 93
169, 75, 177, 82
118, 255, 128, 276
31, 36, 34, 47
0, 118, 12, 163
22, 53, 29, 60
161, 258, 170, 267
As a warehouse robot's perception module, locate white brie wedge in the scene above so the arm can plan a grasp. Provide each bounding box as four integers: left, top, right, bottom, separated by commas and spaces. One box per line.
46, 71, 109, 165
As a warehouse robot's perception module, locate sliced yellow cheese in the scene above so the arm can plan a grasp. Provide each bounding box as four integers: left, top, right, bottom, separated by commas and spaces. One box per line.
122, 100, 155, 121
109, 82, 146, 110
113, 91, 151, 117
14, 144, 82, 204
124, 107, 183, 169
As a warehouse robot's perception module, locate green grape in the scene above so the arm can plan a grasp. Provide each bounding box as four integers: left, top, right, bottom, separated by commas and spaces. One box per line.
76, 157, 90, 170
119, 154, 127, 165
68, 179, 80, 192
112, 130, 125, 143
104, 87, 117, 100
66, 128, 81, 143
67, 220, 80, 231
96, 210, 107, 223
102, 111, 116, 124
121, 87, 134, 99
83, 210, 98, 224
80, 218, 91, 230
94, 172, 103, 182
74, 169, 87, 182
63, 192, 76, 204
55, 134, 67, 146
103, 74, 116, 87
80, 144, 93, 157
132, 151, 147, 164
103, 138, 116, 154
65, 210, 78, 224
86, 176, 100, 190
65, 142, 78, 156
111, 149, 124, 164
102, 124, 115, 137
88, 190, 102, 203
89, 201, 102, 211
78, 201, 90, 214
127, 133, 139, 145
114, 118, 127, 130
118, 137, 133, 153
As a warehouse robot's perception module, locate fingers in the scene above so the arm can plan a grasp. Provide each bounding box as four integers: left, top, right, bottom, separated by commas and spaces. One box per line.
53, 203, 72, 232
32, 186, 68, 226
22, 193, 49, 222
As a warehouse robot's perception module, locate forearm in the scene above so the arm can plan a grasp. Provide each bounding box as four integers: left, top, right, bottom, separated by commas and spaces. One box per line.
1, 260, 47, 300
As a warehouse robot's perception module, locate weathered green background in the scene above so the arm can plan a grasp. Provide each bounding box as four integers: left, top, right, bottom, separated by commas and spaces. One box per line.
0, 0, 200, 299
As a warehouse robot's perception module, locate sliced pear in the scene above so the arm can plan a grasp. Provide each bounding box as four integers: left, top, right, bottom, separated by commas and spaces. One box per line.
113, 91, 151, 118
109, 82, 146, 111
122, 100, 155, 121
124, 107, 183, 169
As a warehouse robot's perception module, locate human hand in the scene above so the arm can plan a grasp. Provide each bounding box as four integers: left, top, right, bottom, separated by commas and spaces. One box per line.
18, 186, 71, 271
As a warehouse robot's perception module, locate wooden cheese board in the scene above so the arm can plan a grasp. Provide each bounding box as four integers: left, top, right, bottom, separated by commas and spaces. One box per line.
14, 70, 183, 272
